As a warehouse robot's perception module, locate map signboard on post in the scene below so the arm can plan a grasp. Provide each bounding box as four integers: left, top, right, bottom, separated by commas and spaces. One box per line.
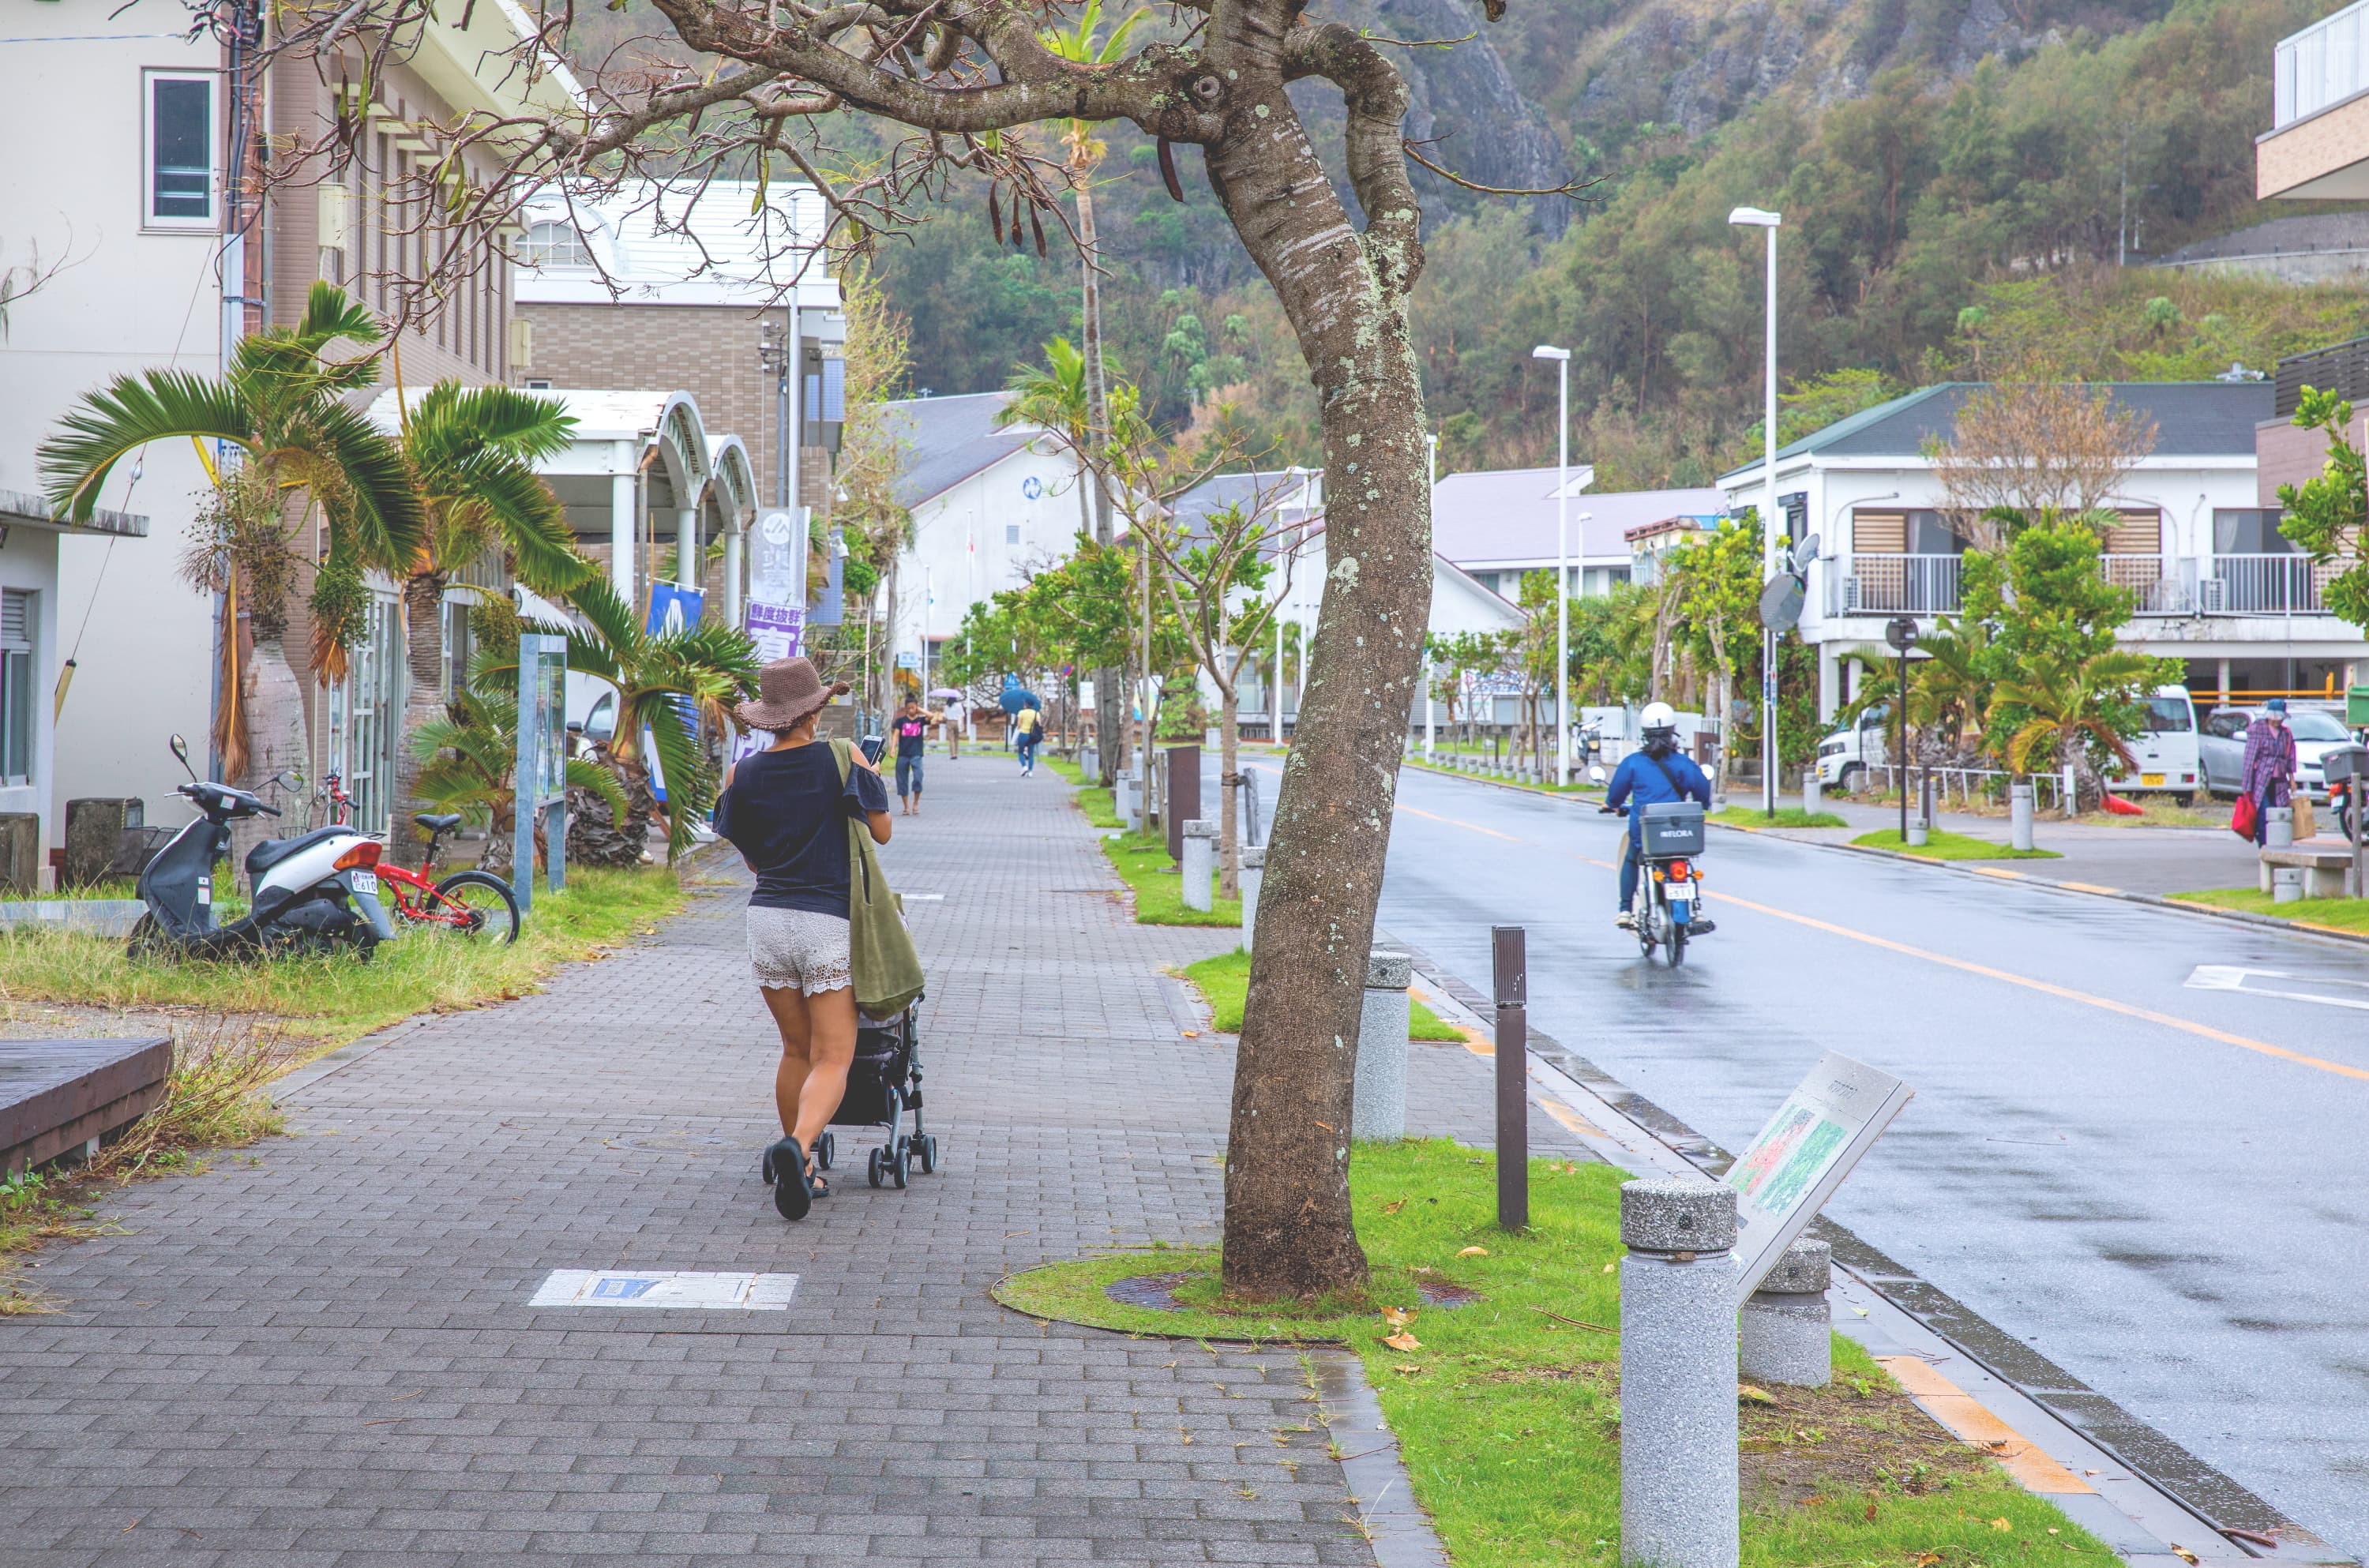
515, 632, 569, 913
1725, 1052, 1913, 1303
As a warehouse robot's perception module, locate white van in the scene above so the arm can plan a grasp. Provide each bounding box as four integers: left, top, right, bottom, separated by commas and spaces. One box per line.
1814, 705, 1891, 792
2106, 685, 2202, 797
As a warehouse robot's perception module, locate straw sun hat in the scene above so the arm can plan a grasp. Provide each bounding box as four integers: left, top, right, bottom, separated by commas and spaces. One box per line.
735, 657, 847, 732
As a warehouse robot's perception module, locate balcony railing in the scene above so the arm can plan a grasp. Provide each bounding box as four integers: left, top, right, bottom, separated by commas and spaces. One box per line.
2277, 0, 2369, 128
1828, 553, 2340, 619
2201, 554, 2341, 616
1830, 554, 1965, 616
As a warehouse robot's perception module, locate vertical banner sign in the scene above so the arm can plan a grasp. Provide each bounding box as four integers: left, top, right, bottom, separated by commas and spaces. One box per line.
1724, 1052, 1913, 1302
514, 632, 569, 913
730, 508, 808, 769
642, 584, 705, 805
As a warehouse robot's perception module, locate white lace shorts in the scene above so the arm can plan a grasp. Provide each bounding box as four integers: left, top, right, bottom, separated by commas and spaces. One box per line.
747, 906, 854, 996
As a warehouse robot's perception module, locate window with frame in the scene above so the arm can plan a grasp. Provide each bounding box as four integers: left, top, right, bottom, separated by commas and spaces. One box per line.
1005, 523, 1021, 546
0, 591, 34, 786
145, 70, 219, 227
518, 220, 592, 268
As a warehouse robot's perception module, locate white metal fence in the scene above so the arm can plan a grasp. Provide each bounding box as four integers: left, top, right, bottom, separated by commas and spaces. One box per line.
2277, 0, 2369, 128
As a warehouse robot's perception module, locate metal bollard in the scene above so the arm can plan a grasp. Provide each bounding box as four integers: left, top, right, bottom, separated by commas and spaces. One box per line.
2267, 805, 2295, 849
1492, 927, 1527, 1230
1353, 951, 1411, 1141
1181, 820, 1217, 912
1240, 845, 1264, 951
2010, 782, 2035, 852
1740, 1238, 1832, 1388
1620, 1180, 1740, 1568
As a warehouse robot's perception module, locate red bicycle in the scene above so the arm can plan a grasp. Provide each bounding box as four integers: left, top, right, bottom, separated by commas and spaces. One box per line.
323, 775, 521, 943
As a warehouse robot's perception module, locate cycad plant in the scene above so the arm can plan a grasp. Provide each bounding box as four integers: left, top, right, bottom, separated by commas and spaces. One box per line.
1989, 647, 2156, 812
39, 282, 421, 790
486, 576, 760, 862
386, 381, 590, 865
410, 678, 629, 876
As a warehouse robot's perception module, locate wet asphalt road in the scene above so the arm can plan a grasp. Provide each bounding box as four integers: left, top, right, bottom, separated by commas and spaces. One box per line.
1257, 760, 2369, 1555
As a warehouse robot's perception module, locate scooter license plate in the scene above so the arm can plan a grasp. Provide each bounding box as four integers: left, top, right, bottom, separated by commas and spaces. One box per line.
350, 872, 378, 897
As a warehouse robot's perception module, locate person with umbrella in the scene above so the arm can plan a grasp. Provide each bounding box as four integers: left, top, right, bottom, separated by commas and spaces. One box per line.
999, 679, 1045, 777
928, 687, 967, 760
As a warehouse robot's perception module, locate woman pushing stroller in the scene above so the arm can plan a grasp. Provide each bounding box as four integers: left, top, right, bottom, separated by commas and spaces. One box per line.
712, 657, 892, 1220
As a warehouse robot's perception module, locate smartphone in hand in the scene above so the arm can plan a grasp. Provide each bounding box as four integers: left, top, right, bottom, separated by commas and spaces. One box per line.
860, 735, 887, 766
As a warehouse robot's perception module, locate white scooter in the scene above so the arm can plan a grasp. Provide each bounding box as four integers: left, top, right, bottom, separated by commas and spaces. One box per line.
131, 736, 396, 961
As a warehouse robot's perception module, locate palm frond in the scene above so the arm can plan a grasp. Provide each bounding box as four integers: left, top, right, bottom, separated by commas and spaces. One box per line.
565, 757, 631, 824
38, 370, 253, 518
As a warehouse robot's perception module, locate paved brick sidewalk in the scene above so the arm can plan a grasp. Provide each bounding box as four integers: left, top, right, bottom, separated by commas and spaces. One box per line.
0, 756, 1558, 1567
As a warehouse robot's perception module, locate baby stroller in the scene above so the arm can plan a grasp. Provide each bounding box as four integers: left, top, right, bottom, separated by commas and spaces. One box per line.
813, 994, 940, 1189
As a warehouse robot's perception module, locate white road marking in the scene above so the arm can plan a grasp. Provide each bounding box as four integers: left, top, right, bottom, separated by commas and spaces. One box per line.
2184, 965, 2369, 1013
528, 1270, 800, 1309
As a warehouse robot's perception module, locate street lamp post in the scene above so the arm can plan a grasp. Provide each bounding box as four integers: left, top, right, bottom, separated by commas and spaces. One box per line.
1533, 344, 1572, 786
1729, 205, 1782, 817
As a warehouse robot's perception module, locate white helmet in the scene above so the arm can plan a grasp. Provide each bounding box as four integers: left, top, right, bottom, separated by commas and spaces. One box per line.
1640, 701, 1677, 733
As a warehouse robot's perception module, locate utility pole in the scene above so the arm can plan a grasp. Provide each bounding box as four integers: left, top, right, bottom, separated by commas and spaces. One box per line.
1729, 205, 1782, 817
1532, 346, 1572, 786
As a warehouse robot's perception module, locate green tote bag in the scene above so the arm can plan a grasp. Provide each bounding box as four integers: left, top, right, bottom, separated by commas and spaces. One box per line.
831, 740, 926, 1018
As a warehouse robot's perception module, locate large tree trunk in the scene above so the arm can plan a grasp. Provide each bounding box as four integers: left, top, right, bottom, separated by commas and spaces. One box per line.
1215, 33, 1430, 1304
388, 571, 447, 868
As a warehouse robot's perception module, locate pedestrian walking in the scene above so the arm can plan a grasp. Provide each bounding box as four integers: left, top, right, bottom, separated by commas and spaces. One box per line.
2239, 697, 2299, 846
1013, 702, 1044, 775
712, 657, 894, 1221
892, 697, 944, 815
944, 697, 963, 760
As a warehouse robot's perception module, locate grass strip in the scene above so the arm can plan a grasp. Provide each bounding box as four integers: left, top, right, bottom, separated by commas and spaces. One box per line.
1100, 831, 1240, 926
2168, 887, 2369, 933
997, 1140, 2112, 1568
1711, 807, 1849, 830
1043, 754, 1125, 829
0, 865, 685, 1050
1851, 828, 2060, 861
1177, 947, 1461, 1039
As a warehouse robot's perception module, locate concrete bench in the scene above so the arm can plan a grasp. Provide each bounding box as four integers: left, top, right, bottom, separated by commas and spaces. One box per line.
1, 1037, 173, 1176
2258, 842, 2358, 899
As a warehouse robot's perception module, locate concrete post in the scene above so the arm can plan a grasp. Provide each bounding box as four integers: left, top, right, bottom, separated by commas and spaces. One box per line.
1240, 846, 1264, 951
1620, 1180, 1740, 1568
1904, 816, 1929, 847
1181, 820, 1217, 912
1081, 741, 1098, 780
2267, 806, 2295, 849
1801, 768, 1820, 818
1740, 1238, 1832, 1388
2272, 865, 2305, 904
2010, 782, 2035, 852
1116, 770, 1139, 831
1353, 951, 1411, 1142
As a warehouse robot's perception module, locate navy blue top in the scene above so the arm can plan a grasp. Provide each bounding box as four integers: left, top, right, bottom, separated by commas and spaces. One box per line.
1605, 746, 1713, 846
712, 742, 891, 917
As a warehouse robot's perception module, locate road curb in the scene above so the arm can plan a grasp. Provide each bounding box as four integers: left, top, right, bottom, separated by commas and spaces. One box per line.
1401, 762, 2369, 950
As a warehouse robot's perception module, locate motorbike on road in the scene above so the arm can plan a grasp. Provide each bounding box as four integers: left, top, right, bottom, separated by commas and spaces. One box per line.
130, 736, 396, 962
1595, 764, 1709, 966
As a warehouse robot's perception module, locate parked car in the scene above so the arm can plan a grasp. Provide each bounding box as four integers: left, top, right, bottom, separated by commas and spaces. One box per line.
2104, 685, 2202, 797
1814, 704, 1890, 793
2200, 705, 2358, 801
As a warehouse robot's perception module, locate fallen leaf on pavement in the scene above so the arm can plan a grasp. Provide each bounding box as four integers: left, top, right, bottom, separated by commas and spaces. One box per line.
1382, 1330, 1422, 1352
1181, 1030, 1200, 1038
2170, 1550, 2198, 1565
1457, 1246, 1489, 1258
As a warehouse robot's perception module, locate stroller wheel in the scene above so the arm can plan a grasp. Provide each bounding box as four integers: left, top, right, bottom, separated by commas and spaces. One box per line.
890, 1139, 910, 1190
866, 1147, 887, 1189
917, 1135, 939, 1174
816, 1132, 835, 1171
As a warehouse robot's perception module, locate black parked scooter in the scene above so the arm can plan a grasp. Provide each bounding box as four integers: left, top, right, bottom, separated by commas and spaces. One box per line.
130, 736, 395, 962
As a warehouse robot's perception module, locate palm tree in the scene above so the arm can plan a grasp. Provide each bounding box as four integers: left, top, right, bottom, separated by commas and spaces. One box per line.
1989, 647, 2156, 813
39, 283, 421, 797
385, 381, 591, 865
410, 675, 628, 876
1902, 615, 1992, 755
489, 576, 760, 863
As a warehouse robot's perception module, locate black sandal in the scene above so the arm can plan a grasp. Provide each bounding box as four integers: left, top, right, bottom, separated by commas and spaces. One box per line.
765, 1137, 812, 1221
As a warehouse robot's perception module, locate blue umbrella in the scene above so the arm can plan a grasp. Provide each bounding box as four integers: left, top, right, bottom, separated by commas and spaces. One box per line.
998, 686, 1041, 715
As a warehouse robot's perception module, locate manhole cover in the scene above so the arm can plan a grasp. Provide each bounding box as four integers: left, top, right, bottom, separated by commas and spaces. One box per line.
1106, 1272, 1196, 1310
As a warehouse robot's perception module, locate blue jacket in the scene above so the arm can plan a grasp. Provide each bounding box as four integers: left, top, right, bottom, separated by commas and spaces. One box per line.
1605, 745, 1713, 845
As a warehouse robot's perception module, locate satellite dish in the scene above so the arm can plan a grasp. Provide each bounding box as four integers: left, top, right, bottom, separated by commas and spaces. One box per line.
1793, 531, 1820, 568
1759, 574, 1806, 634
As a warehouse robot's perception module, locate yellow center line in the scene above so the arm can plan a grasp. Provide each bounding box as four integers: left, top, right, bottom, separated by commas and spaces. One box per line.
1707, 887, 2369, 1084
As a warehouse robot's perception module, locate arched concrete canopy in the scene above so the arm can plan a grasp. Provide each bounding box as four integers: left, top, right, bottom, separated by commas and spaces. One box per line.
706, 435, 760, 625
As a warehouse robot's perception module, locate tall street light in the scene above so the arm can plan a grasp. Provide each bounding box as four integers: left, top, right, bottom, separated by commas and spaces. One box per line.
1729, 204, 1782, 817
1533, 343, 1572, 786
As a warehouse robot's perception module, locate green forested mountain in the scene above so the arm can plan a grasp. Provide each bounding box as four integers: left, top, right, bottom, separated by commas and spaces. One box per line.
569, 0, 2368, 485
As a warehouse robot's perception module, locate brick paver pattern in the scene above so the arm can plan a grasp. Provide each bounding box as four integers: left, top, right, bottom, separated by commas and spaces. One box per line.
0, 756, 1567, 1567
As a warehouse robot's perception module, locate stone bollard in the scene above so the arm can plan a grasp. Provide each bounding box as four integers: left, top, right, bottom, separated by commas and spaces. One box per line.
1352, 951, 1411, 1142
1620, 1180, 1740, 1568
1240, 846, 1265, 951
1740, 1239, 1832, 1388
1802, 770, 1821, 818
1117, 770, 1140, 831
1181, 820, 1217, 912
2010, 782, 2035, 852
2273, 865, 2305, 905
2267, 805, 2295, 849
1081, 742, 1098, 780
1905, 816, 1930, 847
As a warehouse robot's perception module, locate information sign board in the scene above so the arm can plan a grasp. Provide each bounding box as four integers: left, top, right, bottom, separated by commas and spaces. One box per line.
514, 632, 569, 911
729, 600, 807, 767
1725, 1052, 1912, 1302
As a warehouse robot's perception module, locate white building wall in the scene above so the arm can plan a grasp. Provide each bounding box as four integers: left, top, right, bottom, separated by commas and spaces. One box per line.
2, 18, 223, 846
891, 443, 1098, 677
